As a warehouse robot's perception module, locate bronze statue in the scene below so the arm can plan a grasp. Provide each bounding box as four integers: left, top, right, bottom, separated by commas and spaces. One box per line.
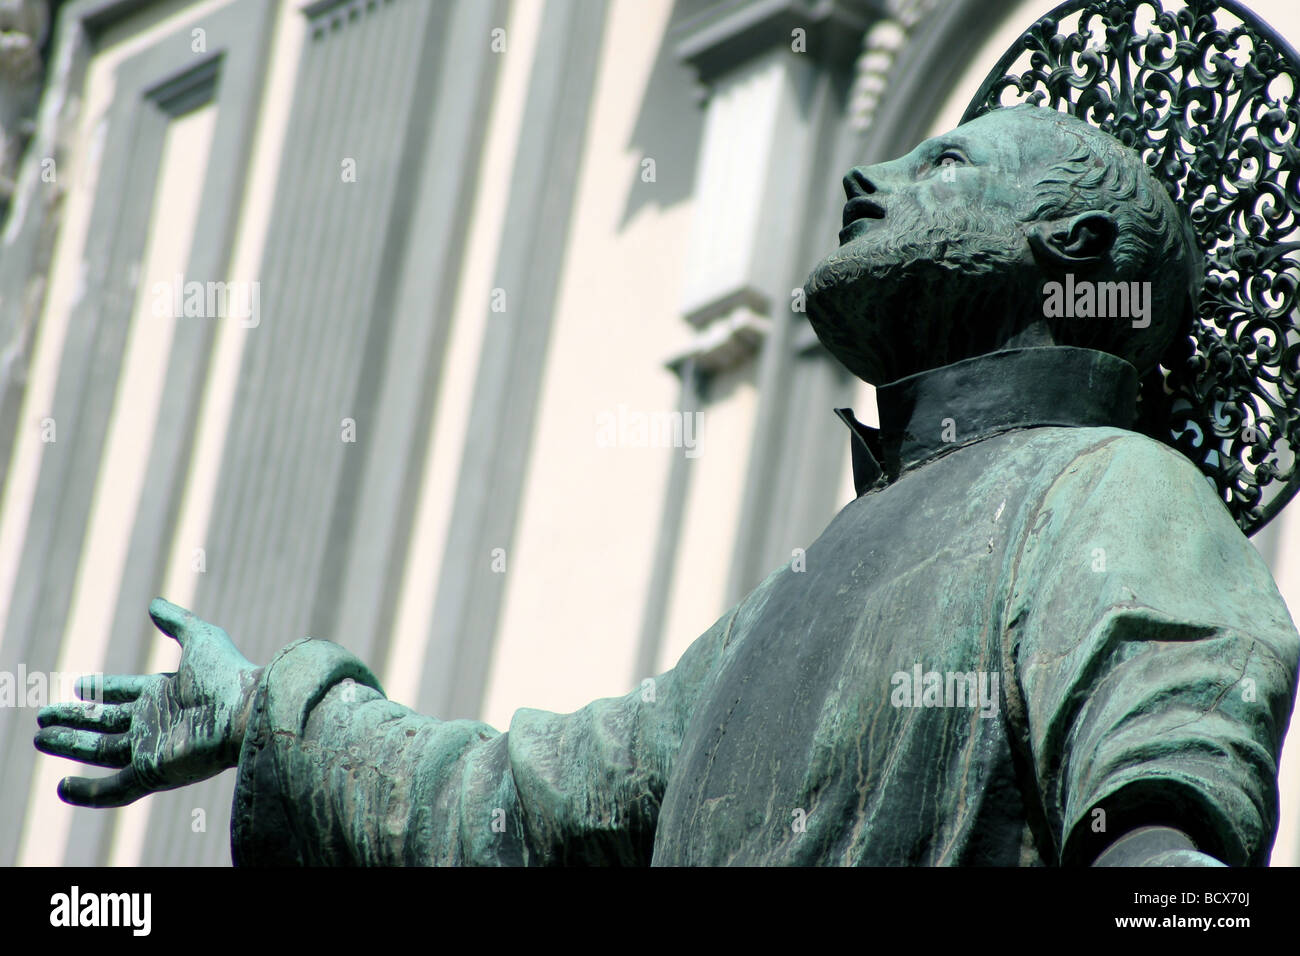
32, 0, 1300, 866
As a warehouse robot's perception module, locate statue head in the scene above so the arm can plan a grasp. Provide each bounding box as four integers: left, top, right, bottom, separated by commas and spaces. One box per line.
805, 104, 1202, 385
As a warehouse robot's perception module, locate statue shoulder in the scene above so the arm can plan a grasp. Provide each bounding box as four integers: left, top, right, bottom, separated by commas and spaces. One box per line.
1020, 425, 1215, 500
1017, 425, 1249, 555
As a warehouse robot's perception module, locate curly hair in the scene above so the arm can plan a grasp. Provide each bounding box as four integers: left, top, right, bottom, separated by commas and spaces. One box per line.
1013, 107, 1202, 373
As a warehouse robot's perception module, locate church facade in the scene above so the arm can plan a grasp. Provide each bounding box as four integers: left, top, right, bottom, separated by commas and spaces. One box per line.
0, 0, 1297, 866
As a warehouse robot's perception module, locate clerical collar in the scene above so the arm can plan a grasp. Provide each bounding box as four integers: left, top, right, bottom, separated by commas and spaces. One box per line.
836, 346, 1139, 497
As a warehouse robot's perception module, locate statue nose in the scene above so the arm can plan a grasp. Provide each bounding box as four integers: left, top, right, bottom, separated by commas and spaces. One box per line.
843, 166, 876, 200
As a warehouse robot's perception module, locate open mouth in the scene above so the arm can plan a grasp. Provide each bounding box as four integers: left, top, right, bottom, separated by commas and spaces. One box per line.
838, 198, 885, 244
842, 197, 885, 229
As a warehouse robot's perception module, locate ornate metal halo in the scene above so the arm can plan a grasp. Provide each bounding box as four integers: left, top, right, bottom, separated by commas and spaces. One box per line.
963, 0, 1300, 536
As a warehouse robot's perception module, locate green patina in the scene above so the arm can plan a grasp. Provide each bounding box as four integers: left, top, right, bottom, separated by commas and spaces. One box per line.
33, 98, 1300, 867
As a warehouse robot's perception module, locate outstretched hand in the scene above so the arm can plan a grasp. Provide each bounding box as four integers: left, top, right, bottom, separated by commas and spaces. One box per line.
33, 598, 263, 808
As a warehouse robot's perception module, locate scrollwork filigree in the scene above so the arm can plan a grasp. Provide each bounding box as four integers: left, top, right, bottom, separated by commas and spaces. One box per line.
965, 0, 1300, 535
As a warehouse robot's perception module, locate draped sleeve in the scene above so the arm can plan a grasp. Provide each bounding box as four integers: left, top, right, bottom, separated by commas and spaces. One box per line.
1003, 432, 1300, 866
230, 605, 736, 865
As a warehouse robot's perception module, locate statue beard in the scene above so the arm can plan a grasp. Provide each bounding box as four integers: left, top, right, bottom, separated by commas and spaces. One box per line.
805, 196, 1041, 385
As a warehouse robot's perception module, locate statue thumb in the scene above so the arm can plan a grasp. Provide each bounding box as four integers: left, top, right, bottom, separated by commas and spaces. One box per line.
148, 597, 193, 647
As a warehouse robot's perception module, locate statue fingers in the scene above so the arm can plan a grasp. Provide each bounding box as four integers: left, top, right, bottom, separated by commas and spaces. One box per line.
36, 702, 131, 733
75, 673, 156, 704
148, 597, 195, 648
58, 769, 146, 809
33, 726, 131, 768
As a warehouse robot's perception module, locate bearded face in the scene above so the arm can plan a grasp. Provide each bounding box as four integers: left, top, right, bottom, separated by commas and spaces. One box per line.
805, 107, 1195, 385
806, 190, 1035, 384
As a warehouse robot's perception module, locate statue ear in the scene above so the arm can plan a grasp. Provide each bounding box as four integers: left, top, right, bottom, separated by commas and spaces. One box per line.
1027, 210, 1117, 269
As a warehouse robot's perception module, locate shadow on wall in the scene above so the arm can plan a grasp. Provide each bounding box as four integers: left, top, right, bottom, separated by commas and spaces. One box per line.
619, 0, 710, 227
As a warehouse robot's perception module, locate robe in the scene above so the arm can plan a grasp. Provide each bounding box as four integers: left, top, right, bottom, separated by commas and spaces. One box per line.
230, 346, 1300, 866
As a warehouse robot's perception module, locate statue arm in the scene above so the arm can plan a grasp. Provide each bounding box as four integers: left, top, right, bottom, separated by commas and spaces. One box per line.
1006, 434, 1300, 867
1091, 825, 1224, 867
230, 607, 735, 865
